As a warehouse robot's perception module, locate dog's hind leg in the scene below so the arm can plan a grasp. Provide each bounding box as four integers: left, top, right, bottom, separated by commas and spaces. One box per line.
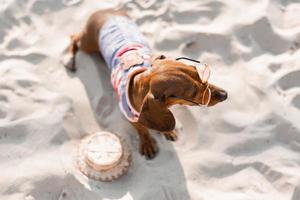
64, 32, 82, 72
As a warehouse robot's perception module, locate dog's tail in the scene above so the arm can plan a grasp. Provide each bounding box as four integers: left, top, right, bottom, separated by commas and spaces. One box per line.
63, 32, 82, 72
69, 34, 81, 56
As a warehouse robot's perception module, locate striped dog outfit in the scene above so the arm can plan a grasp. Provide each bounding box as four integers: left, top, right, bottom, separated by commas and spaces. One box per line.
99, 16, 151, 122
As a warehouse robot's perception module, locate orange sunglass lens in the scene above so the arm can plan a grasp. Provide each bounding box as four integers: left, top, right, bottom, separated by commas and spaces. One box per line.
201, 64, 211, 83
196, 64, 211, 83
202, 88, 211, 105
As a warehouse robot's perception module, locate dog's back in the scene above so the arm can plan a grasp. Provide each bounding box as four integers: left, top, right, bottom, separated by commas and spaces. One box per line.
99, 16, 150, 69
98, 15, 153, 122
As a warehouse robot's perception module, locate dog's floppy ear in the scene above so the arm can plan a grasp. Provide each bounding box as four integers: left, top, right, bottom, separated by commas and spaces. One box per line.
138, 92, 175, 132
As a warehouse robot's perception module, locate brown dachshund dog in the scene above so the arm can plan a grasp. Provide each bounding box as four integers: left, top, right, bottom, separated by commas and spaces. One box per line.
64, 9, 227, 159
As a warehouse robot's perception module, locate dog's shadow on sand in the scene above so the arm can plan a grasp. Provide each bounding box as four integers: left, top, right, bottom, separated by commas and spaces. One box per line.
65, 52, 191, 200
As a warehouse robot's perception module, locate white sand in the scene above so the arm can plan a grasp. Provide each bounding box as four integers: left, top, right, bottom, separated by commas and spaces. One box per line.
1, 0, 300, 199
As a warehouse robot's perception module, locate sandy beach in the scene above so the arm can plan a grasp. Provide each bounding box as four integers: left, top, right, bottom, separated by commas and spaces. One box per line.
1, 0, 300, 199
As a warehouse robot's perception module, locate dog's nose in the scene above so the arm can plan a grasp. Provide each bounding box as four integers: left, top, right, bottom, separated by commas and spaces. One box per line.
215, 90, 227, 101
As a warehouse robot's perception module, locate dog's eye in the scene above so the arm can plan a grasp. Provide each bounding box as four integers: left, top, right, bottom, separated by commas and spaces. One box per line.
191, 89, 197, 98
158, 55, 166, 60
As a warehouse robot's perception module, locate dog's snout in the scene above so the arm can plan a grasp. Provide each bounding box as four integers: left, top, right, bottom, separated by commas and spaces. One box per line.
214, 90, 227, 101
219, 90, 227, 101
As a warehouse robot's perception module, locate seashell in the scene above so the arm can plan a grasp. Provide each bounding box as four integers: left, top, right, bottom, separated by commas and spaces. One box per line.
77, 131, 132, 181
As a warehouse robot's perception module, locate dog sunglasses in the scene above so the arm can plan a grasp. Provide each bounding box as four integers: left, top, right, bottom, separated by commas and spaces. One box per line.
175, 57, 211, 106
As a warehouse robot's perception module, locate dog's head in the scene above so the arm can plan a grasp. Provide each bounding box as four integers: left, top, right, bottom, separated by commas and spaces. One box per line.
137, 56, 227, 132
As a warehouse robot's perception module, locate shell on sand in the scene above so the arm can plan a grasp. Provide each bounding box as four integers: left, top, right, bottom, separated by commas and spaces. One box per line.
77, 132, 132, 182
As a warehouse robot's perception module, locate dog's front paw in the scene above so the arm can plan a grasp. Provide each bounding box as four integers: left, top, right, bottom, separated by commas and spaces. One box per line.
140, 136, 158, 159
163, 131, 178, 141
